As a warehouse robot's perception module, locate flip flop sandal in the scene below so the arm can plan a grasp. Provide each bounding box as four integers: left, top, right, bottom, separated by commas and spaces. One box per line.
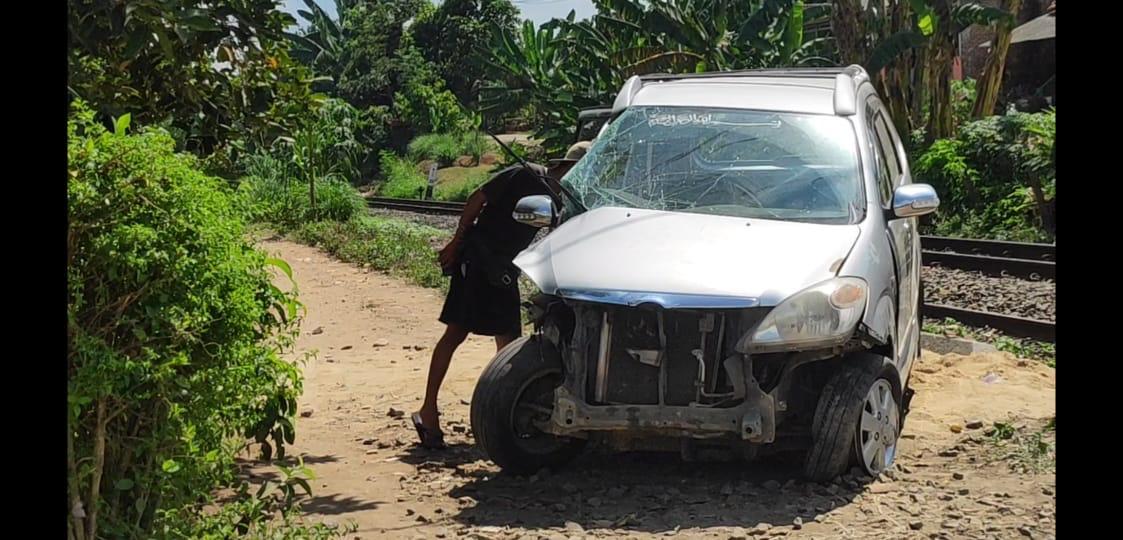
411, 412, 446, 449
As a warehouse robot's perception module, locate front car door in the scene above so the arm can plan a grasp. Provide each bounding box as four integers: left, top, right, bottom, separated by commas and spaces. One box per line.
864, 99, 919, 370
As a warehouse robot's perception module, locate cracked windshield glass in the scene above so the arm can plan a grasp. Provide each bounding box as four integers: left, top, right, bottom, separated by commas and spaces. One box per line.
562, 106, 865, 224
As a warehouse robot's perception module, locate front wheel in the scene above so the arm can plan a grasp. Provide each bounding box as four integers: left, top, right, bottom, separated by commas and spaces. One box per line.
470, 335, 585, 475
803, 354, 901, 482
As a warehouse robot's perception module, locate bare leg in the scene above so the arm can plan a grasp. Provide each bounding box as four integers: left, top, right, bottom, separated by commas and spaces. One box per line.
418, 323, 469, 430
494, 332, 519, 353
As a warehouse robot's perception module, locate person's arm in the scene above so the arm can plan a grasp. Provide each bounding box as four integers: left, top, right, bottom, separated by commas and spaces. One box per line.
437, 189, 486, 269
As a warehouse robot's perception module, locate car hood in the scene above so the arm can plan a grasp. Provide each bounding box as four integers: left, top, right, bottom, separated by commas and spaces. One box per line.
515, 207, 861, 308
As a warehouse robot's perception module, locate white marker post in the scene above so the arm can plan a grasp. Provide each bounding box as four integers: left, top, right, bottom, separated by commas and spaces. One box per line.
425, 162, 438, 200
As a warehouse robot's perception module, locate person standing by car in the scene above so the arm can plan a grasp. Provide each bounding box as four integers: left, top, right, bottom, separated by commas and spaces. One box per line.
411, 142, 589, 448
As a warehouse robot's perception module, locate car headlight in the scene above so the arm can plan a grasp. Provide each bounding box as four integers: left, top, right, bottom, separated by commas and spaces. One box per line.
737, 277, 868, 353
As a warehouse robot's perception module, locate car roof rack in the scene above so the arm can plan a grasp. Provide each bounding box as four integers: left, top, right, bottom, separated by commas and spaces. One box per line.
578, 107, 612, 121
613, 65, 870, 116
637, 67, 850, 82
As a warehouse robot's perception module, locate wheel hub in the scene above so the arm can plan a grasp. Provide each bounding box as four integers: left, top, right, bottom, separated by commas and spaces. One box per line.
510, 370, 567, 454
857, 379, 899, 475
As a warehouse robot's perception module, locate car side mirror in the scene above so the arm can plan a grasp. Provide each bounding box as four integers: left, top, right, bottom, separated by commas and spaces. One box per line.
891, 183, 940, 218
513, 195, 555, 228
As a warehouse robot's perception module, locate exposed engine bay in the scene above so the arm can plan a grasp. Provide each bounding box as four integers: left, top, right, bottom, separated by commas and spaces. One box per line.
527, 295, 884, 456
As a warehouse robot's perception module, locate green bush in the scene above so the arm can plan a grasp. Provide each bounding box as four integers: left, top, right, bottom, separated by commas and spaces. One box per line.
913, 139, 979, 212
315, 179, 369, 222
158, 458, 348, 539
232, 98, 370, 230
951, 78, 977, 128
377, 151, 427, 199
294, 216, 447, 290
241, 151, 299, 185
460, 131, 495, 163
235, 98, 372, 189
238, 174, 366, 230
407, 133, 463, 166
956, 110, 1055, 195
393, 80, 475, 135
67, 103, 308, 538
407, 132, 496, 167
163, 499, 344, 539
914, 109, 1056, 242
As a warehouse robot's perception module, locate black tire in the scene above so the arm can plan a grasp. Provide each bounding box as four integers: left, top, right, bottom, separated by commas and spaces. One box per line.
470, 335, 586, 475
803, 354, 899, 482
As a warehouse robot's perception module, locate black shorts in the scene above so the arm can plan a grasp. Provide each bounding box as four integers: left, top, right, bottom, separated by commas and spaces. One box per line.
438, 256, 522, 337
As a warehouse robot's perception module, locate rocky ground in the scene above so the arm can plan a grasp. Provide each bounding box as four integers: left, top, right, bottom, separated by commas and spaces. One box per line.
922, 267, 1054, 322
367, 208, 465, 231
249, 239, 1056, 540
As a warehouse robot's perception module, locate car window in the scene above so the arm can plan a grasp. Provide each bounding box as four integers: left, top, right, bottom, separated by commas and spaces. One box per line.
872, 113, 902, 179
866, 112, 893, 207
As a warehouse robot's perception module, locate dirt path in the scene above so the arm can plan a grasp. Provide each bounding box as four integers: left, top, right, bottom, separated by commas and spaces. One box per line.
255, 239, 1055, 540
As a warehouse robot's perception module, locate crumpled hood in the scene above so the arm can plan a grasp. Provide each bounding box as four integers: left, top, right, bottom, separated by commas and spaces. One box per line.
515, 207, 861, 307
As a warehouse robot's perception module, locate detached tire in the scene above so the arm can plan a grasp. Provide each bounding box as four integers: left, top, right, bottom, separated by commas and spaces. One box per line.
803, 354, 901, 482
470, 335, 585, 475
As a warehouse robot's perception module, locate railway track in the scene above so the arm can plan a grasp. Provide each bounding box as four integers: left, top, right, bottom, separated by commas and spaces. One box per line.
366, 197, 1056, 342
366, 197, 465, 214
920, 235, 1054, 260
919, 303, 1054, 342
920, 235, 1054, 280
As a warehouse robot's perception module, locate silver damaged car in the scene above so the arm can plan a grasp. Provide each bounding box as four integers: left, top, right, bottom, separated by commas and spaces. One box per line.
469, 65, 940, 481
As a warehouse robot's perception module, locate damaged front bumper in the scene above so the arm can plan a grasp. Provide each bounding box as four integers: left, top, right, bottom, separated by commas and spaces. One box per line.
546, 384, 777, 442
531, 295, 881, 444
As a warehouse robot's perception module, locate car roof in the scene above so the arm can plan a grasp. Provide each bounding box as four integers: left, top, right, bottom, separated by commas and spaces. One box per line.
631, 77, 837, 115
616, 66, 870, 116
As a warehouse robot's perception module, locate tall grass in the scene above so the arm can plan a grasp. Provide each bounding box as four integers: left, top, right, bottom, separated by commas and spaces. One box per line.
407, 133, 462, 166
377, 151, 427, 199
237, 174, 365, 230
407, 132, 495, 166
293, 216, 448, 291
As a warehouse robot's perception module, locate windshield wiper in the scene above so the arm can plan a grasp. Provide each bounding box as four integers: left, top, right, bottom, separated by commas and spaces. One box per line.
485, 131, 587, 213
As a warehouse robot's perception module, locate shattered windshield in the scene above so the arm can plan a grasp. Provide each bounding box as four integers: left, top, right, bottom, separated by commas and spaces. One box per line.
561, 106, 865, 224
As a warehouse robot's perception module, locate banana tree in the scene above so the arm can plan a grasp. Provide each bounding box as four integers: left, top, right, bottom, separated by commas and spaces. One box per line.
728, 0, 836, 68
841, 0, 1013, 142
926, 2, 1011, 139
586, 0, 827, 72
971, 0, 1022, 118
286, 0, 352, 90
480, 19, 598, 153
482, 0, 828, 155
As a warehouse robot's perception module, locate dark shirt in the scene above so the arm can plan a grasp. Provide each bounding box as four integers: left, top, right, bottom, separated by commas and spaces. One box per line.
473, 164, 551, 260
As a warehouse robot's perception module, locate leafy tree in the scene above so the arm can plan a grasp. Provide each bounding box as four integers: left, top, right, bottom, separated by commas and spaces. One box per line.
68, 0, 318, 156
288, 1, 455, 171
411, 0, 520, 105
334, 0, 428, 110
